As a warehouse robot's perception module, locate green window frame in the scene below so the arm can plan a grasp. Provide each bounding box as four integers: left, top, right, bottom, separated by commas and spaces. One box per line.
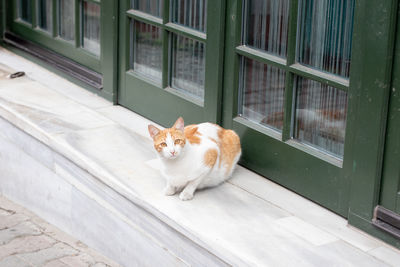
227, 0, 353, 165
10, 0, 102, 72
7, 0, 118, 101
118, 0, 225, 125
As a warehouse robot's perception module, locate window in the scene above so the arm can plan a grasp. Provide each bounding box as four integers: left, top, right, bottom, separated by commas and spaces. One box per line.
238, 0, 355, 158
129, 0, 208, 102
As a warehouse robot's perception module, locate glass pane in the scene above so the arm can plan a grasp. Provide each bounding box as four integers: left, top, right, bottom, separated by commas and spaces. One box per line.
131, 21, 163, 84
59, 0, 75, 41
37, 0, 53, 32
172, 0, 207, 33
239, 57, 286, 131
297, 0, 355, 78
132, 0, 163, 17
171, 34, 206, 101
244, 0, 290, 58
82, 1, 101, 56
18, 0, 32, 24
294, 77, 348, 157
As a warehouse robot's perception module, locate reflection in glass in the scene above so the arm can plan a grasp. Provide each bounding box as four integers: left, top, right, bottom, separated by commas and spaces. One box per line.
245, 0, 290, 58
294, 77, 348, 157
239, 57, 286, 131
59, 0, 75, 41
172, 0, 207, 33
131, 21, 163, 83
82, 1, 101, 56
18, 0, 32, 23
171, 35, 206, 101
37, 0, 52, 32
297, 0, 355, 78
132, 0, 163, 17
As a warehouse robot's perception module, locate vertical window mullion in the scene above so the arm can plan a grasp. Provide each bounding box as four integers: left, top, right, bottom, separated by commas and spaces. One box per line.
75, 0, 80, 47
282, 0, 299, 141
162, 0, 170, 88
52, 0, 57, 37
32, 0, 37, 28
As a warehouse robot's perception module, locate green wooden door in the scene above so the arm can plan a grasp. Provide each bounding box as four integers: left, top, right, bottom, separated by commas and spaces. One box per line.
223, 0, 357, 216
118, 0, 225, 126
379, 27, 400, 217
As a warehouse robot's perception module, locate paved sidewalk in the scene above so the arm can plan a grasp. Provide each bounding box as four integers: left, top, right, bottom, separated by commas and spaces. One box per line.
0, 195, 121, 267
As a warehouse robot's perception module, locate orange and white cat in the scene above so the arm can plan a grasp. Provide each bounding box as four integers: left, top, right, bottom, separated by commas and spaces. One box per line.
148, 117, 241, 201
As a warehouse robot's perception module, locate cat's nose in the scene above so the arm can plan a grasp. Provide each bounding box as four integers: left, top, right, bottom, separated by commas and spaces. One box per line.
170, 151, 176, 156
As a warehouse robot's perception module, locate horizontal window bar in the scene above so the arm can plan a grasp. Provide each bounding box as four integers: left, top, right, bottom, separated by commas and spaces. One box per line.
285, 139, 343, 168
164, 86, 204, 107
126, 70, 162, 89
236, 45, 287, 70
289, 63, 349, 91
164, 23, 207, 42
233, 116, 282, 142
84, 0, 101, 4
126, 9, 163, 27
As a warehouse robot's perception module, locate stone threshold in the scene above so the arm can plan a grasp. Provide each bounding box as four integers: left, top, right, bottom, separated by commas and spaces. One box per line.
0, 47, 399, 266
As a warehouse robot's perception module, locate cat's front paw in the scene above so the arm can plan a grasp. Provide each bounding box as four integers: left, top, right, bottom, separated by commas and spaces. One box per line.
163, 185, 177, 196
179, 191, 194, 201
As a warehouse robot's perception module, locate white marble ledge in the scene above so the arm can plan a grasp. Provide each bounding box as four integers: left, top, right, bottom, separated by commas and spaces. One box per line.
0, 48, 399, 266
0, 48, 113, 110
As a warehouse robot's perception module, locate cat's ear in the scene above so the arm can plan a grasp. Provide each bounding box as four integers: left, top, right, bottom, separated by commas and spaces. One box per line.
173, 117, 184, 132
148, 124, 160, 139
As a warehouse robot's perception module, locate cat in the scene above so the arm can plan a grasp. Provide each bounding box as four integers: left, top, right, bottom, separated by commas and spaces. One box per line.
148, 117, 241, 201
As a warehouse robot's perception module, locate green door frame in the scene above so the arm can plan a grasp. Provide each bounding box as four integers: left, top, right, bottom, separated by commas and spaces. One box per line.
346, 0, 400, 248
4, 0, 118, 102
380, 19, 400, 217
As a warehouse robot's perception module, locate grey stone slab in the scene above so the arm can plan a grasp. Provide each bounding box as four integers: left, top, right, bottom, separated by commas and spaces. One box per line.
0, 235, 56, 260
368, 246, 400, 267
0, 213, 29, 230
0, 117, 55, 171
37, 111, 115, 135
53, 124, 154, 167
0, 255, 31, 267
0, 208, 13, 217
0, 222, 41, 245
68, 185, 189, 267
229, 167, 382, 252
97, 105, 163, 139
313, 241, 391, 267
0, 136, 74, 233
43, 259, 69, 267
59, 254, 96, 267
18, 242, 78, 266
53, 155, 231, 267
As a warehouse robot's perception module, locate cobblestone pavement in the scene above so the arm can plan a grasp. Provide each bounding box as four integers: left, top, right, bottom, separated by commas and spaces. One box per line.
0, 195, 121, 267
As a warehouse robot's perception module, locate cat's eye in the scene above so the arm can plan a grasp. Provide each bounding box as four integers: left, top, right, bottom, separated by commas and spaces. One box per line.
160, 142, 167, 147
174, 139, 182, 145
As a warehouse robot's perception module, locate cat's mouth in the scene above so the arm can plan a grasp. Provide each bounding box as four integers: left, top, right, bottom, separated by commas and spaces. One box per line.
163, 153, 179, 159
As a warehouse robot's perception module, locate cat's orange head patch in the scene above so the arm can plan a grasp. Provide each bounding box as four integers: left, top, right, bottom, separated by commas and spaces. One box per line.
148, 117, 187, 159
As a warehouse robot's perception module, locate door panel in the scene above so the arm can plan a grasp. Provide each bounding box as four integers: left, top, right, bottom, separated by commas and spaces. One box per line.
380, 26, 400, 216
223, 0, 355, 216
118, 0, 225, 126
